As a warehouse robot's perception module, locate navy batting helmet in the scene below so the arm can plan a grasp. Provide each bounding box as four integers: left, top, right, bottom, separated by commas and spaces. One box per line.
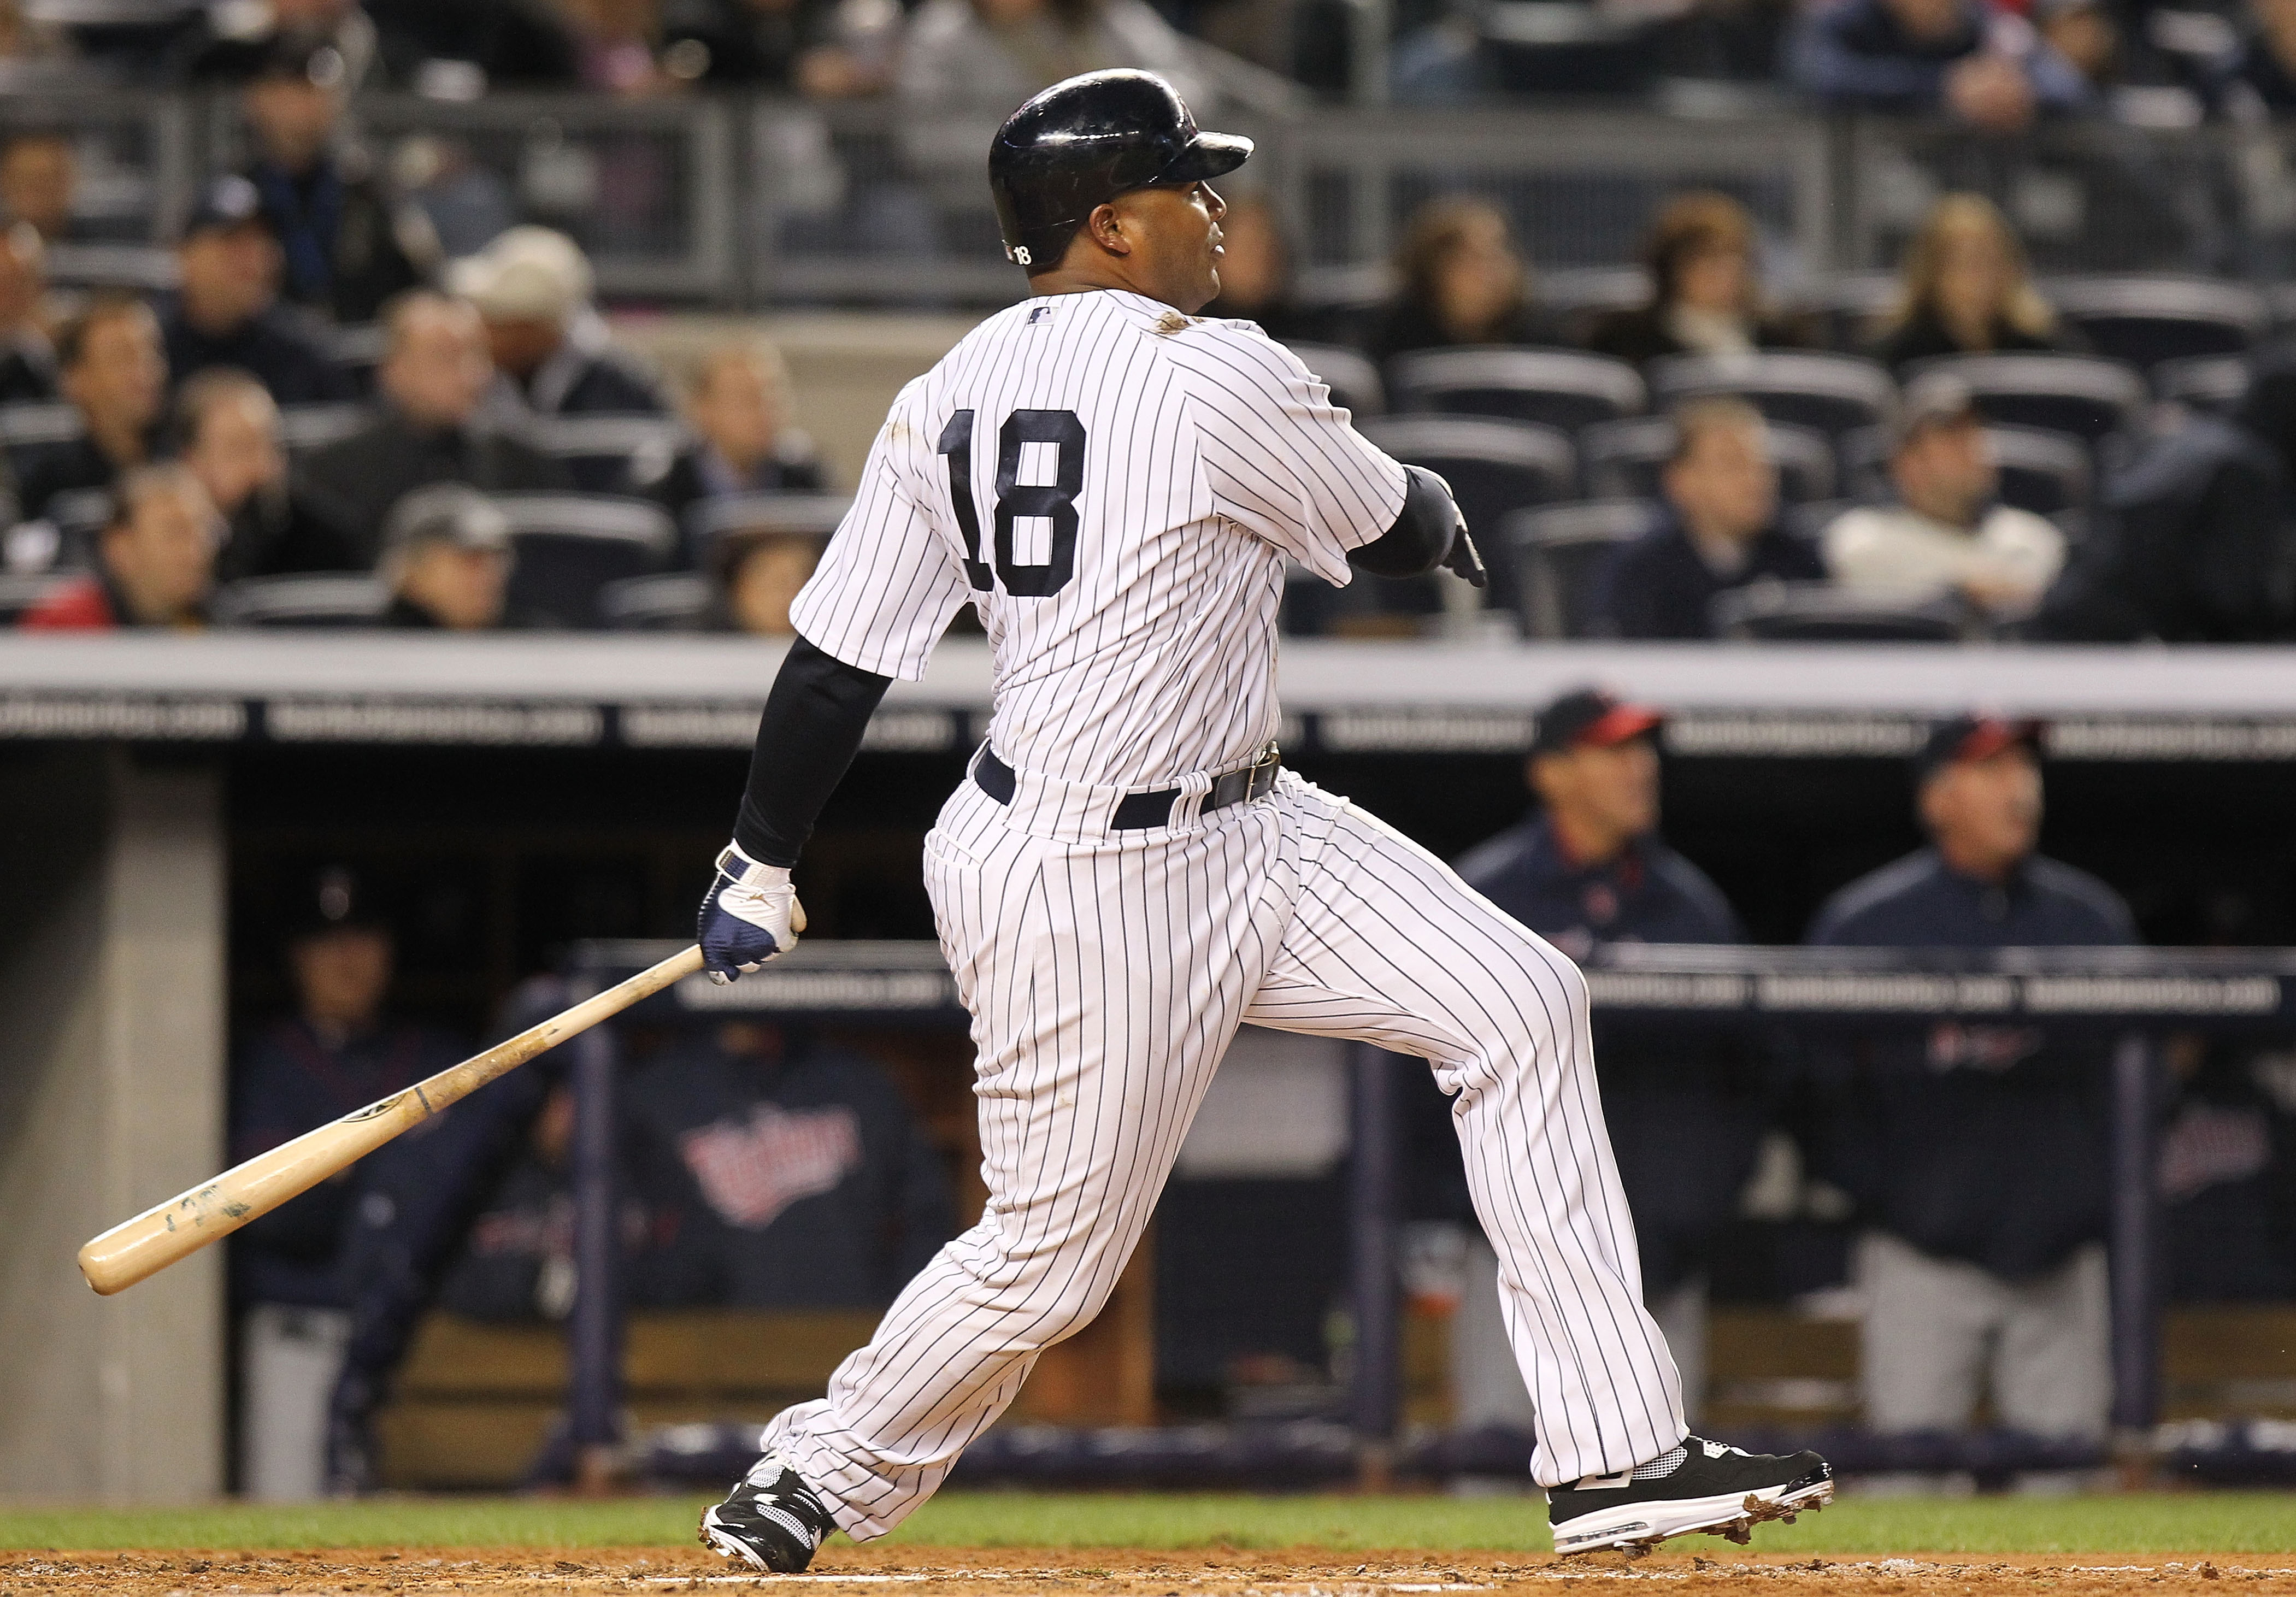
988, 69, 1253, 272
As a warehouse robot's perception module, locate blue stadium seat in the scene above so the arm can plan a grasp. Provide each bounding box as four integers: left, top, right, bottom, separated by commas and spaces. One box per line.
1503, 499, 1655, 640
494, 493, 678, 628
2154, 354, 2247, 416
2047, 276, 2266, 371
1710, 580, 1971, 641
1389, 346, 1645, 433
1286, 341, 1386, 418
211, 574, 390, 628
526, 414, 691, 496
1649, 351, 1897, 440
599, 571, 713, 631
1902, 354, 2147, 447
1357, 414, 1578, 621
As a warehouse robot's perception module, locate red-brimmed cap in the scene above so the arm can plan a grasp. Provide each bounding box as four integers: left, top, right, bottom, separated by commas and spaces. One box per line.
1915, 714, 2044, 779
1530, 688, 1664, 758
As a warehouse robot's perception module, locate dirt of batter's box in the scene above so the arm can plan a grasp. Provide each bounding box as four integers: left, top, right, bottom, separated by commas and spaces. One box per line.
5, 1545, 2295, 1596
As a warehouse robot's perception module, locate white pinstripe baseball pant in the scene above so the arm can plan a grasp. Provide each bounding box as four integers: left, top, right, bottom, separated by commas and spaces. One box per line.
760, 769, 1685, 1537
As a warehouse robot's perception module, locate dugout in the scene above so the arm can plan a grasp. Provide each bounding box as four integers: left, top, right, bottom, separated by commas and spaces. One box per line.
11, 633, 2296, 1495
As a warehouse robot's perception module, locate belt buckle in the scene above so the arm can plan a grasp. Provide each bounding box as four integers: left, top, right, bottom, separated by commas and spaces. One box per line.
1246, 741, 1280, 800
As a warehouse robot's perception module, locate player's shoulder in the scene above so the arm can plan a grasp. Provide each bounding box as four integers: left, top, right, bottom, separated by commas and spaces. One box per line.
1807, 848, 1942, 943
2023, 854, 2137, 939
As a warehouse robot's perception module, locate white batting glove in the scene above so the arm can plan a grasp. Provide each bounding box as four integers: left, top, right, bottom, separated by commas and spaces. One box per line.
698, 842, 808, 985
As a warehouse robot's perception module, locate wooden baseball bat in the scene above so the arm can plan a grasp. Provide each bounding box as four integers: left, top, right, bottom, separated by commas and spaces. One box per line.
76, 944, 706, 1297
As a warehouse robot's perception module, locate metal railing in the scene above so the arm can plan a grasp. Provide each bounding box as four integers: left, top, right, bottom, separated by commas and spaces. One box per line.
24, 85, 2296, 308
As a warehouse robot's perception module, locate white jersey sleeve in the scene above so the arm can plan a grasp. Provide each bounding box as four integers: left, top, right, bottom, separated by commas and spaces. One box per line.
1172, 322, 1409, 586
788, 380, 972, 681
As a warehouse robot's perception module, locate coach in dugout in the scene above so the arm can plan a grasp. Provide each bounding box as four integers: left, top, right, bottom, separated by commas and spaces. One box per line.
1446, 686, 1767, 1417
1806, 716, 2136, 1442
229, 869, 469, 1500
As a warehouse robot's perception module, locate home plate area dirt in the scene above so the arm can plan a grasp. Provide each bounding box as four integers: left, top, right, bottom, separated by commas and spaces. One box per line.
5, 1547, 2294, 1596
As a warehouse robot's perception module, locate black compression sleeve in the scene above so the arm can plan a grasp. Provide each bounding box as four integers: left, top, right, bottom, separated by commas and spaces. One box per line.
1347, 464, 1461, 578
732, 635, 893, 867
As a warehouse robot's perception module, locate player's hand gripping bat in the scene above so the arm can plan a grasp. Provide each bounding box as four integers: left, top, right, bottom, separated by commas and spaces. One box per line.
75, 944, 706, 1297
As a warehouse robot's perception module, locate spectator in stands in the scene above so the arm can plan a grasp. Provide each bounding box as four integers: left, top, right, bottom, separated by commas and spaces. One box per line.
1367, 197, 1553, 368
1583, 397, 1826, 639
18, 462, 220, 630
1869, 195, 2081, 370
1199, 192, 1316, 343
0, 221, 54, 403
174, 368, 349, 579
2034, 341, 2296, 641
296, 291, 568, 565
229, 867, 469, 1500
172, 0, 379, 88
448, 226, 670, 420
1583, 191, 1806, 367
0, 132, 74, 243
1787, 0, 2089, 129
15, 292, 164, 521
651, 341, 823, 532
161, 176, 355, 407
709, 518, 827, 634
377, 480, 531, 629
658, 0, 894, 92
622, 1020, 957, 1310
1822, 375, 2065, 621
241, 37, 438, 325
1451, 687, 1764, 1417
1806, 716, 2134, 1443
2213, 0, 2296, 115
897, 0, 1199, 113
0, 0, 79, 87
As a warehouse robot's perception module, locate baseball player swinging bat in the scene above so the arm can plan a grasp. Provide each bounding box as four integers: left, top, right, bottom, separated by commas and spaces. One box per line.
75, 943, 709, 1297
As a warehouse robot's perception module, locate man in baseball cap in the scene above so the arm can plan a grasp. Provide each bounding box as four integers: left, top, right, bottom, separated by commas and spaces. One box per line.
1439, 686, 1763, 1422
1818, 373, 2067, 623
1806, 712, 2135, 1444
160, 174, 352, 405
378, 481, 524, 629
448, 226, 669, 423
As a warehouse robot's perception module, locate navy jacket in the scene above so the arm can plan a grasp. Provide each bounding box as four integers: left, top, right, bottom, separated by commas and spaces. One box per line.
1584, 506, 1827, 640
228, 1015, 468, 1308
1807, 848, 2137, 1280
160, 299, 356, 408
1457, 815, 1766, 1293
623, 1036, 957, 1309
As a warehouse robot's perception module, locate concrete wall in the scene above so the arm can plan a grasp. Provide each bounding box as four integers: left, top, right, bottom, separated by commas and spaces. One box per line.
0, 749, 225, 1500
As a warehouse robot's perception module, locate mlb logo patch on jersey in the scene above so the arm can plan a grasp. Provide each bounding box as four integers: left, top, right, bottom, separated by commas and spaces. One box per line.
1026, 305, 1054, 324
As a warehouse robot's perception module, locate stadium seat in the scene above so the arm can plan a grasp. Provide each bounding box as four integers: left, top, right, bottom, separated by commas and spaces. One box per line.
40, 242, 176, 294
1388, 346, 1646, 433
211, 573, 390, 628
0, 400, 83, 452
1806, 271, 1900, 352
2155, 354, 2247, 415
1647, 351, 1897, 440
493, 493, 678, 628
276, 403, 372, 455
1840, 422, 2091, 517
684, 492, 851, 568
599, 571, 713, 631
1503, 499, 1653, 640
0, 570, 76, 622
1356, 414, 1577, 616
2046, 276, 2268, 371
526, 414, 691, 495
1902, 354, 2147, 446
1580, 416, 1837, 504
330, 322, 386, 393
1287, 341, 1386, 417
1710, 580, 1973, 641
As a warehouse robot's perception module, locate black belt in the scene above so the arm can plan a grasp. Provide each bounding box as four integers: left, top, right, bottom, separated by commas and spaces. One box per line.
974, 744, 1282, 830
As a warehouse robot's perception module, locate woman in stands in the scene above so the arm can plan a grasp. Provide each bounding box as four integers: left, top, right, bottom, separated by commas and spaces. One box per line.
1868, 193, 2084, 369
1583, 190, 1808, 367
1366, 197, 1558, 367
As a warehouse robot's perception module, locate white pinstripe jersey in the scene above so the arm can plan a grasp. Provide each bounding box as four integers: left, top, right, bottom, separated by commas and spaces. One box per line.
789, 288, 1409, 789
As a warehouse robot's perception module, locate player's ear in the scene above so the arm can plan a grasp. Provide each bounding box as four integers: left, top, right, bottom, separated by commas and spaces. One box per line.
1085, 201, 1130, 257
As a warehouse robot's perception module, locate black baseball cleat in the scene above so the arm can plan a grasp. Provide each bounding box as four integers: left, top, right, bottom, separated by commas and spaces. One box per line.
1547, 1435, 1833, 1556
698, 1456, 837, 1572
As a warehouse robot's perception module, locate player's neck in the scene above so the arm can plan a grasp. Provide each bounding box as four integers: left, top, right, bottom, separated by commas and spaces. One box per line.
1025, 266, 1191, 313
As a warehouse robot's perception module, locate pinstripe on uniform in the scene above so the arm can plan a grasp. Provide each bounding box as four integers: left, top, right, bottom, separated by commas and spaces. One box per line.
762, 289, 1686, 1534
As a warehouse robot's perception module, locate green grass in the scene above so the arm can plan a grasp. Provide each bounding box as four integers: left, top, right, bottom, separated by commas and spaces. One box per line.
2, 1493, 2294, 1557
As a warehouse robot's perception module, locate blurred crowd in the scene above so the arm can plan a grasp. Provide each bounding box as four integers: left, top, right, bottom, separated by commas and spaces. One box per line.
10, 0, 2296, 122
5, 113, 2294, 646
